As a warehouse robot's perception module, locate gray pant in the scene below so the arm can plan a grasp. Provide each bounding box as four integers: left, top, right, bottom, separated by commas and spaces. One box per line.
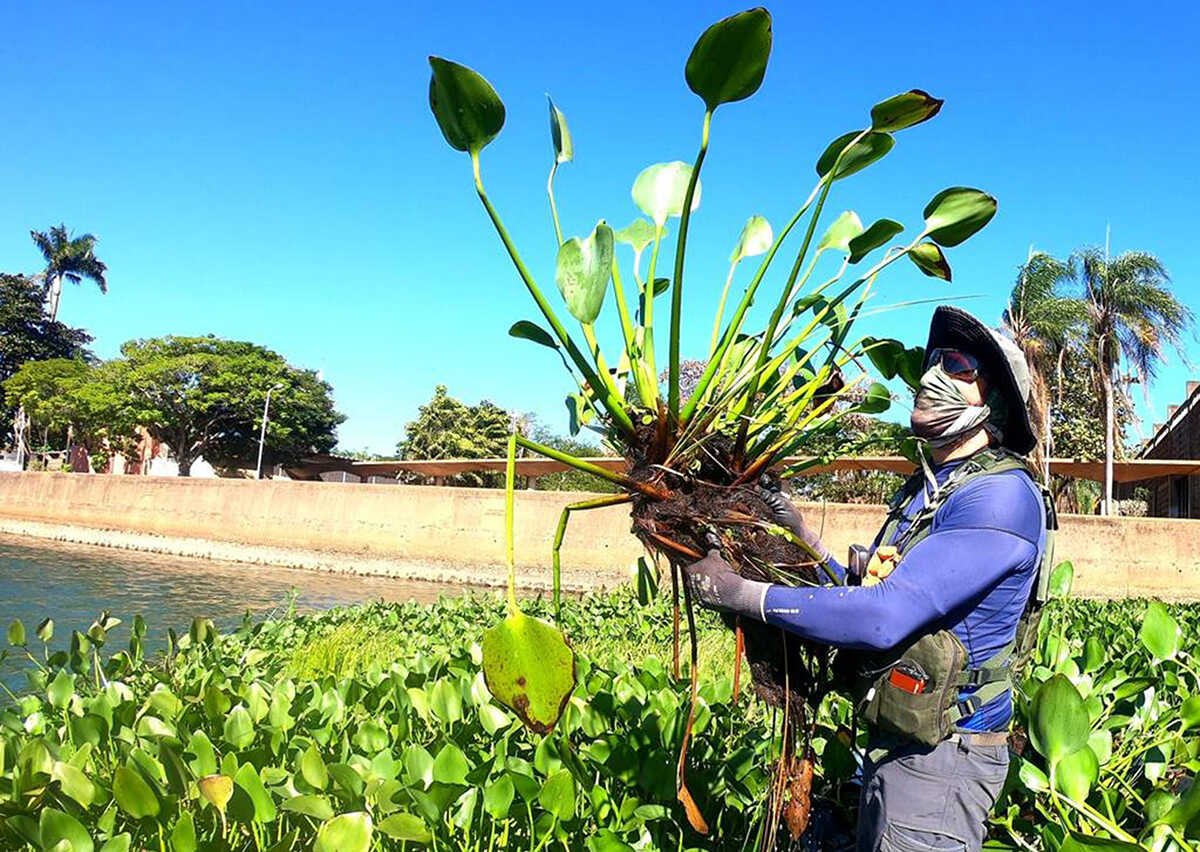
857, 736, 1008, 852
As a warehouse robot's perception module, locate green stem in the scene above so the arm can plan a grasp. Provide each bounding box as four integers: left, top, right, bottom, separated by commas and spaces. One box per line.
551, 494, 632, 620
472, 152, 635, 440
505, 434, 518, 613
582, 324, 621, 404
643, 226, 664, 389
611, 261, 655, 409
668, 110, 711, 421
514, 435, 664, 498
547, 161, 563, 247
710, 259, 739, 357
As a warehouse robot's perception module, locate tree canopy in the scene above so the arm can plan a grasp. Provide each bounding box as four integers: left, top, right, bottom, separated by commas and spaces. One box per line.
397, 385, 515, 487
30, 224, 108, 321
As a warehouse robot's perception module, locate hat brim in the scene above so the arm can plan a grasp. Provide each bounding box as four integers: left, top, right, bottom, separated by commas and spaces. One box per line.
923, 306, 1036, 454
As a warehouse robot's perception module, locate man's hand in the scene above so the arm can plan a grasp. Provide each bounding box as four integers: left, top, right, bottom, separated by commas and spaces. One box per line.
755, 476, 830, 561
682, 546, 769, 621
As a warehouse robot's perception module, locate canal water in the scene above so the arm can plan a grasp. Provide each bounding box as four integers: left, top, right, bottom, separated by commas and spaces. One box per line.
0, 534, 489, 692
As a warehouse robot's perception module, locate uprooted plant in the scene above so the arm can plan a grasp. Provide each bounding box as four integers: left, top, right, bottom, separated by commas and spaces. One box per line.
427, 5, 996, 841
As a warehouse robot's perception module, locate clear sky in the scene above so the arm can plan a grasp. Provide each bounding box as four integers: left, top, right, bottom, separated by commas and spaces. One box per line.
3, 1, 1198, 454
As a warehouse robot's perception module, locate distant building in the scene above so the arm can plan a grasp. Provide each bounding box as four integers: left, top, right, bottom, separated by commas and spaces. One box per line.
1135, 380, 1200, 518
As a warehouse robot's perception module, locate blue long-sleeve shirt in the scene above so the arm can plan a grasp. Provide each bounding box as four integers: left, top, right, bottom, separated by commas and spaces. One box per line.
762, 458, 1045, 731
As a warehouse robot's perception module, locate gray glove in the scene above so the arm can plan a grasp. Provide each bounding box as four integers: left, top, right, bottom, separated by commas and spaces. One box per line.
755, 477, 831, 562
682, 548, 769, 621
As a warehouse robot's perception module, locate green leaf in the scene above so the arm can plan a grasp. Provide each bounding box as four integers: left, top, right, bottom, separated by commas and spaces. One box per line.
113, 765, 160, 819
8, 619, 25, 646
223, 705, 254, 749
1055, 745, 1098, 801
428, 57, 505, 154
281, 795, 334, 820
632, 162, 701, 228
47, 669, 76, 710
547, 96, 573, 164
816, 131, 894, 180
404, 745, 435, 789
1059, 832, 1147, 852
198, 774, 233, 815
730, 215, 773, 263
1140, 601, 1180, 661
556, 221, 614, 324
186, 731, 217, 778
36, 618, 54, 643
299, 742, 328, 791
431, 743, 470, 785
858, 382, 892, 414
815, 210, 863, 255
483, 774, 515, 819
870, 89, 944, 132
538, 769, 577, 821
685, 7, 772, 111
1049, 561, 1075, 599
652, 277, 670, 297
170, 812, 196, 852
234, 763, 277, 823
922, 187, 998, 247
1181, 695, 1200, 731
907, 242, 952, 281
377, 812, 431, 844
848, 219, 904, 264
614, 218, 658, 252
353, 719, 389, 752
52, 761, 101, 809
1017, 758, 1049, 792
509, 321, 558, 350
39, 807, 93, 852
430, 679, 464, 726
1081, 636, 1105, 673
481, 609, 576, 734
99, 835, 131, 852
315, 812, 373, 852
1030, 674, 1089, 767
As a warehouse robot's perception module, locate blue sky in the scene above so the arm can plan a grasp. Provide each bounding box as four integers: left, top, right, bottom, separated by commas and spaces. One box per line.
3, 1, 1198, 454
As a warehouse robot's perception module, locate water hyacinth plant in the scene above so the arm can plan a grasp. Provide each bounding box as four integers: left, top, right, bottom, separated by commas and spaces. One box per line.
428, 5, 996, 837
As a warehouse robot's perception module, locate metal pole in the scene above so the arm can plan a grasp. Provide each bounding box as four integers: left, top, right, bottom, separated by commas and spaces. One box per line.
256, 384, 282, 479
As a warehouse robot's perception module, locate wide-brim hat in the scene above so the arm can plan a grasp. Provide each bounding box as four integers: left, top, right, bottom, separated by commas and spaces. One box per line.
923, 306, 1037, 454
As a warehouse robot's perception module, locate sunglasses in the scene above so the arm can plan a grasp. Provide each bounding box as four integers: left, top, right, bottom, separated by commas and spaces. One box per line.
929, 348, 981, 381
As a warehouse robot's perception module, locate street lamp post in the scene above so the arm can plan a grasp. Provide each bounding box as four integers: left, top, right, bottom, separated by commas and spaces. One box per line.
256, 383, 283, 480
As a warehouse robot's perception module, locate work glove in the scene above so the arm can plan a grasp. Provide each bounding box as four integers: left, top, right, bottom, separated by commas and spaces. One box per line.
754, 476, 831, 563
682, 540, 770, 622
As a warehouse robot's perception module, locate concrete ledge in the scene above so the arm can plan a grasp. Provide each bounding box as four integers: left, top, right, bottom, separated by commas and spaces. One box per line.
1, 472, 1197, 600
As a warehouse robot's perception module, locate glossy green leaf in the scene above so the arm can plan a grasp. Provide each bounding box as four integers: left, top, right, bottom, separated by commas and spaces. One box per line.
1059, 832, 1146, 852
858, 382, 892, 414
922, 187, 998, 247
39, 807, 93, 852
730, 215, 773, 263
547, 96, 573, 164
281, 795, 334, 820
432, 743, 470, 785
377, 812, 431, 844
404, 745, 435, 789
113, 765, 159, 819
816, 131, 894, 180
1055, 745, 1098, 801
538, 769, 577, 821
483, 774, 515, 819
632, 162, 701, 228
1018, 758, 1049, 792
1030, 674, 1089, 767
8, 619, 25, 646
862, 337, 924, 390
509, 320, 558, 350
99, 835, 131, 852
186, 731, 217, 778
1082, 635, 1105, 672
481, 609, 576, 734
52, 761, 101, 809
907, 242, 952, 281
223, 705, 254, 749
36, 617, 54, 643
198, 774, 233, 815
430, 679, 463, 726
170, 812, 196, 852
315, 812, 373, 852
816, 210, 863, 255
685, 7, 772, 111
556, 221, 614, 324
1087, 729, 1112, 765
1049, 561, 1074, 599
870, 89, 944, 132
1181, 695, 1200, 731
428, 57, 505, 154
47, 669, 76, 710
234, 763, 277, 823
1141, 601, 1180, 661
353, 719, 389, 752
614, 218, 658, 252
299, 742, 328, 790
848, 219, 904, 264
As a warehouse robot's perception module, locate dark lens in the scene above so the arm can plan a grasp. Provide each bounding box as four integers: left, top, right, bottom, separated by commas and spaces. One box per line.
941, 349, 979, 377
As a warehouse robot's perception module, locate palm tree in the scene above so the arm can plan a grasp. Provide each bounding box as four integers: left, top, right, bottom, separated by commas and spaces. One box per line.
1075, 247, 1194, 515
1002, 250, 1085, 479
30, 224, 108, 322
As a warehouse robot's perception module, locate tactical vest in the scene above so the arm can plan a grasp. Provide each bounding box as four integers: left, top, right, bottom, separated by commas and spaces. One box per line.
850, 447, 1057, 746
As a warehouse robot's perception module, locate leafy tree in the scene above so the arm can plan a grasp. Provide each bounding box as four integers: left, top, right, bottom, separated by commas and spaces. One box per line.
0, 273, 93, 442
30, 225, 108, 321
397, 385, 515, 487
118, 336, 342, 476
1075, 247, 1194, 514
528, 423, 620, 493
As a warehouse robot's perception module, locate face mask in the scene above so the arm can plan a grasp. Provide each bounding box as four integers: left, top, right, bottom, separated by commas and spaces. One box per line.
910, 363, 1007, 448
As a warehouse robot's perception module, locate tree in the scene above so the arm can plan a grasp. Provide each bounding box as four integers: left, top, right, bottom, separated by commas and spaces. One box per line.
527, 421, 620, 493
0, 273, 93, 442
1001, 252, 1086, 477
30, 225, 108, 321
397, 385, 515, 487
119, 336, 342, 476
1076, 247, 1194, 514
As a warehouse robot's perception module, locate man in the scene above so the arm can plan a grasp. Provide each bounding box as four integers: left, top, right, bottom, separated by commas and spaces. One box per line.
683, 306, 1051, 852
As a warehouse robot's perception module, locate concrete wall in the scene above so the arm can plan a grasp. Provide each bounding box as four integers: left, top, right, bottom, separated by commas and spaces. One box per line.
2, 472, 1199, 600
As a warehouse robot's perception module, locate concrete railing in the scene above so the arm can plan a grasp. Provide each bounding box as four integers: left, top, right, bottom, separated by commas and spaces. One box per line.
1, 472, 1198, 600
